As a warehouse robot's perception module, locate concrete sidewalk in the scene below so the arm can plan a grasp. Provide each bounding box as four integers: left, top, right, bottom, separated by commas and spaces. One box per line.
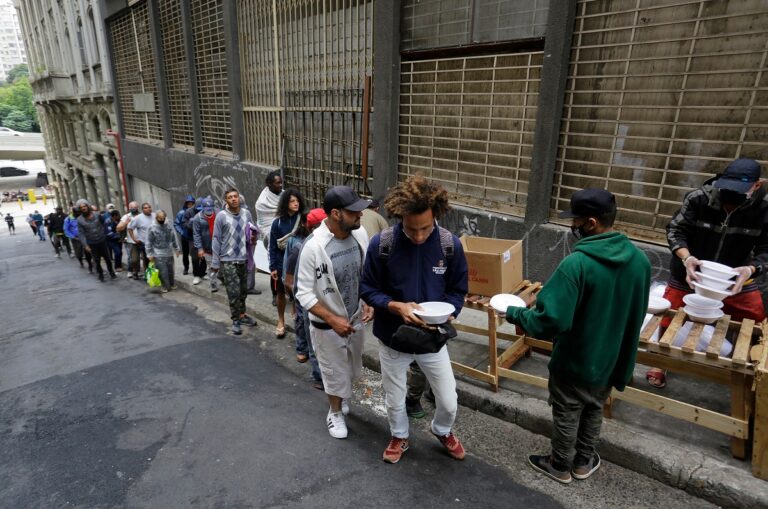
167, 256, 767, 508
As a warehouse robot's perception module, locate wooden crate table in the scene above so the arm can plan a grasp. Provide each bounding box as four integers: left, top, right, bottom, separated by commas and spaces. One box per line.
453, 288, 768, 475
451, 280, 542, 392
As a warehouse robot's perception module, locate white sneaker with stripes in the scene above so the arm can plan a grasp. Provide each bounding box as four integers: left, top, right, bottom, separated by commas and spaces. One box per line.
327, 410, 348, 439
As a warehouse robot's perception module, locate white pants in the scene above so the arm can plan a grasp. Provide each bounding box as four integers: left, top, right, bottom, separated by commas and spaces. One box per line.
378, 341, 458, 438
311, 325, 365, 399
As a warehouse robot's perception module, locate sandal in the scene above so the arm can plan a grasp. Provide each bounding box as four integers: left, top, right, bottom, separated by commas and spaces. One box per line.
276, 325, 286, 339
645, 368, 666, 388
296, 353, 309, 363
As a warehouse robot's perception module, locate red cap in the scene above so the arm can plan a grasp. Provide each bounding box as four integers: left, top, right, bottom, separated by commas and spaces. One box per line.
307, 208, 327, 227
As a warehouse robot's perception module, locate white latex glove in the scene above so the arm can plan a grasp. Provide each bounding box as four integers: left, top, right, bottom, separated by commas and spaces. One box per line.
684, 255, 702, 289
730, 266, 753, 294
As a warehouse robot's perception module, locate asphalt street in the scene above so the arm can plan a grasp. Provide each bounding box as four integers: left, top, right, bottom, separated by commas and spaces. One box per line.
0, 231, 564, 508
0, 230, 720, 509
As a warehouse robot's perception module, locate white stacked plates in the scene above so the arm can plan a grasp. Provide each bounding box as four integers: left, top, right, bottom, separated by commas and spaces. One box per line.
697, 272, 735, 292
692, 281, 731, 301
699, 260, 738, 279
489, 294, 527, 314
682, 294, 723, 316
647, 296, 671, 314
413, 302, 455, 324
683, 306, 724, 324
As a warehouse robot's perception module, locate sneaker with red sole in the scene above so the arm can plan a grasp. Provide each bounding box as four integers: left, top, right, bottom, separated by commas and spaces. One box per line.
432, 431, 465, 460
382, 437, 410, 464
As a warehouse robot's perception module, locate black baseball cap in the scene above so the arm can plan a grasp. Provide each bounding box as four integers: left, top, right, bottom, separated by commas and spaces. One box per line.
323, 186, 371, 214
558, 188, 617, 219
713, 158, 762, 194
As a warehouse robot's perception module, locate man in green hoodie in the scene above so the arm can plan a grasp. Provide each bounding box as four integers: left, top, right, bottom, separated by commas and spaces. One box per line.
506, 188, 650, 484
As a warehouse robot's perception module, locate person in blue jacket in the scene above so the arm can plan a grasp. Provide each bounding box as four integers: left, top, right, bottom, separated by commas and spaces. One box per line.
269, 188, 306, 338
361, 175, 469, 464
174, 194, 196, 276
64, 207, 92, 272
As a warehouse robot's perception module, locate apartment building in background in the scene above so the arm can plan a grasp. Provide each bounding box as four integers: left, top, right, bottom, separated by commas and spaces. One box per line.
0, 0, 26, 82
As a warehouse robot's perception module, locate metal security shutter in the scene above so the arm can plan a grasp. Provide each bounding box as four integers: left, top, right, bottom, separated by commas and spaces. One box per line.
158, 0, 194, 148
552, 0, 768, 242
238, 0, 374, 203
191, 0, 232, 153
108, 0, 162, 142
399, 52, 543, 216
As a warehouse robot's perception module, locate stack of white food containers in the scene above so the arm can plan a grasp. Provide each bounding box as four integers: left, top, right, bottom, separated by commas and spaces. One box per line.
685, 260, 739, 323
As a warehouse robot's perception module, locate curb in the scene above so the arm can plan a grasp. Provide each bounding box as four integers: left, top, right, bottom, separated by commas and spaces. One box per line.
173, 276, 768, 508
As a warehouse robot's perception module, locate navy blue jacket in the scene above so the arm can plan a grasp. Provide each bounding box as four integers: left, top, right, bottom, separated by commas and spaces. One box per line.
360, 223, 468, 343
269, 214, 299, 272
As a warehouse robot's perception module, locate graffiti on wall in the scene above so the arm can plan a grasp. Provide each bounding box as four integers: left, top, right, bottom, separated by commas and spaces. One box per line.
191, 157, 262, 209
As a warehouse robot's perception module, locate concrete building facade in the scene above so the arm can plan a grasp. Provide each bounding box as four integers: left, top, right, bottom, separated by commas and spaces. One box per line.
13, 0, 124, 212
0, 0, 26, 82
18, 0, 768, 290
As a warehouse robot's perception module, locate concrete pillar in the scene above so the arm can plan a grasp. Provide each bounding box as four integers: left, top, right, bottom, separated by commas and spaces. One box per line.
105, 154, 124, 212
223, 0, 245, 159
94, 155, 110, 209
87, 175, 99, 208
523, 0, 578, 226
371, 0, 401, 202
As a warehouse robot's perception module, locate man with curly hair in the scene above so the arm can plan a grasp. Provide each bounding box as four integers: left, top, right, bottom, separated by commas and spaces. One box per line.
361, 176, 469, 464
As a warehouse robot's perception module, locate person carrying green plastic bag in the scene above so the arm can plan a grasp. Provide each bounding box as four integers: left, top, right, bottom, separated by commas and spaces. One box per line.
146, 210, 181, 293
145, 262, 162, 288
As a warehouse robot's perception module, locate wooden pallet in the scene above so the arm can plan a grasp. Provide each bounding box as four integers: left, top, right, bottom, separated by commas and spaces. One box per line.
452, 280, 542, 392
451, 287, 767, 471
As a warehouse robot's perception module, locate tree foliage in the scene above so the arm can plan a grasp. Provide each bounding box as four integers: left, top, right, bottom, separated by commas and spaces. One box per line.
6, 64, 29, 84
0, 75, 39, 132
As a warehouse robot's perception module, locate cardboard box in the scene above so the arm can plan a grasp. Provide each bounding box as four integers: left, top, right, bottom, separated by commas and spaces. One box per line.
460, 235, 523, 297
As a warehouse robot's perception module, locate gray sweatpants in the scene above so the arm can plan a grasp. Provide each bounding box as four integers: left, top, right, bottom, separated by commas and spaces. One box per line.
548, 372, 612, 470
154, 256, 175, 290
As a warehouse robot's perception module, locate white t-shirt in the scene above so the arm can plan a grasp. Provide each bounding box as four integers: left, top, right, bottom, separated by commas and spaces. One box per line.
128, 213, 156, 244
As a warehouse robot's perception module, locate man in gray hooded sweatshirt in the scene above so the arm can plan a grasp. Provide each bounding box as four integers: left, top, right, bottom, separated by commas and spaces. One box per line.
76, 199, 116, 282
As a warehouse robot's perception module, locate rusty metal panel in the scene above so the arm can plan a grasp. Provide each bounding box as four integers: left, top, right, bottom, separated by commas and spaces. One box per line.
191, 0, 232, 153
158, 0, 194, 148
552, 0, 768, 242
399, 51, 543, 217
109, 0, 163, 142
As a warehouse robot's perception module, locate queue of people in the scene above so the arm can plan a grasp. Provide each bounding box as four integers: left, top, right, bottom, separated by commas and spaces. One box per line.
25, 157, 766, 482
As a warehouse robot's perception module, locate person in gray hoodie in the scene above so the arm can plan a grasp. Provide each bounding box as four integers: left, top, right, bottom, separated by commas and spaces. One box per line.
146, 210, 180, 292
76, 199, 116, 282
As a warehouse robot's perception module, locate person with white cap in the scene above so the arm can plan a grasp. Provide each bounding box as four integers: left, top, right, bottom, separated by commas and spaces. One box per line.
295, 186, 373, 439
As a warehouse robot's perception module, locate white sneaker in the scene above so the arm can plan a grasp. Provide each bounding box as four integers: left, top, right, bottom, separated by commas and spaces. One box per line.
327, 410, 348, 439
341, 399, 350, 416
203, 275, 209, 280
192, 277, 201, 285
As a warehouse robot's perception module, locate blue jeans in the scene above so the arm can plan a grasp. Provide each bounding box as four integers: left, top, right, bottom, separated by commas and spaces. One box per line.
37, 225, 45, 240
295, 302, 321, 382
108, 240, 122, 269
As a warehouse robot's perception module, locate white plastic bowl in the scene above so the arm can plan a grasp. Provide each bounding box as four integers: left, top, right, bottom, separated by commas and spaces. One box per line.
699, 260, 738, 279
684, 306, 724, 324
683, 293, 723, 312
692, 281, 731, 301
697, 272, 735, 292
647, 296, 671, 314
413, 302, 455, 324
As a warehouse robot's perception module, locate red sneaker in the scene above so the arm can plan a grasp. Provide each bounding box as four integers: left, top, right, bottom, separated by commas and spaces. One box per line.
432, 431, 465, 460
382, 437, 410, 464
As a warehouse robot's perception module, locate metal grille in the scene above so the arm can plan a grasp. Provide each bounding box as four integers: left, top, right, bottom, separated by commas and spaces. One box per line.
283, 88, 372, 206
399, 52, 543, 216
158, 0, 194, 148
401, 0, 549, 51
108, 1, 163, 142
552, 0, 768, 242
191, 0, 232, 153
237, 0, 374, 168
